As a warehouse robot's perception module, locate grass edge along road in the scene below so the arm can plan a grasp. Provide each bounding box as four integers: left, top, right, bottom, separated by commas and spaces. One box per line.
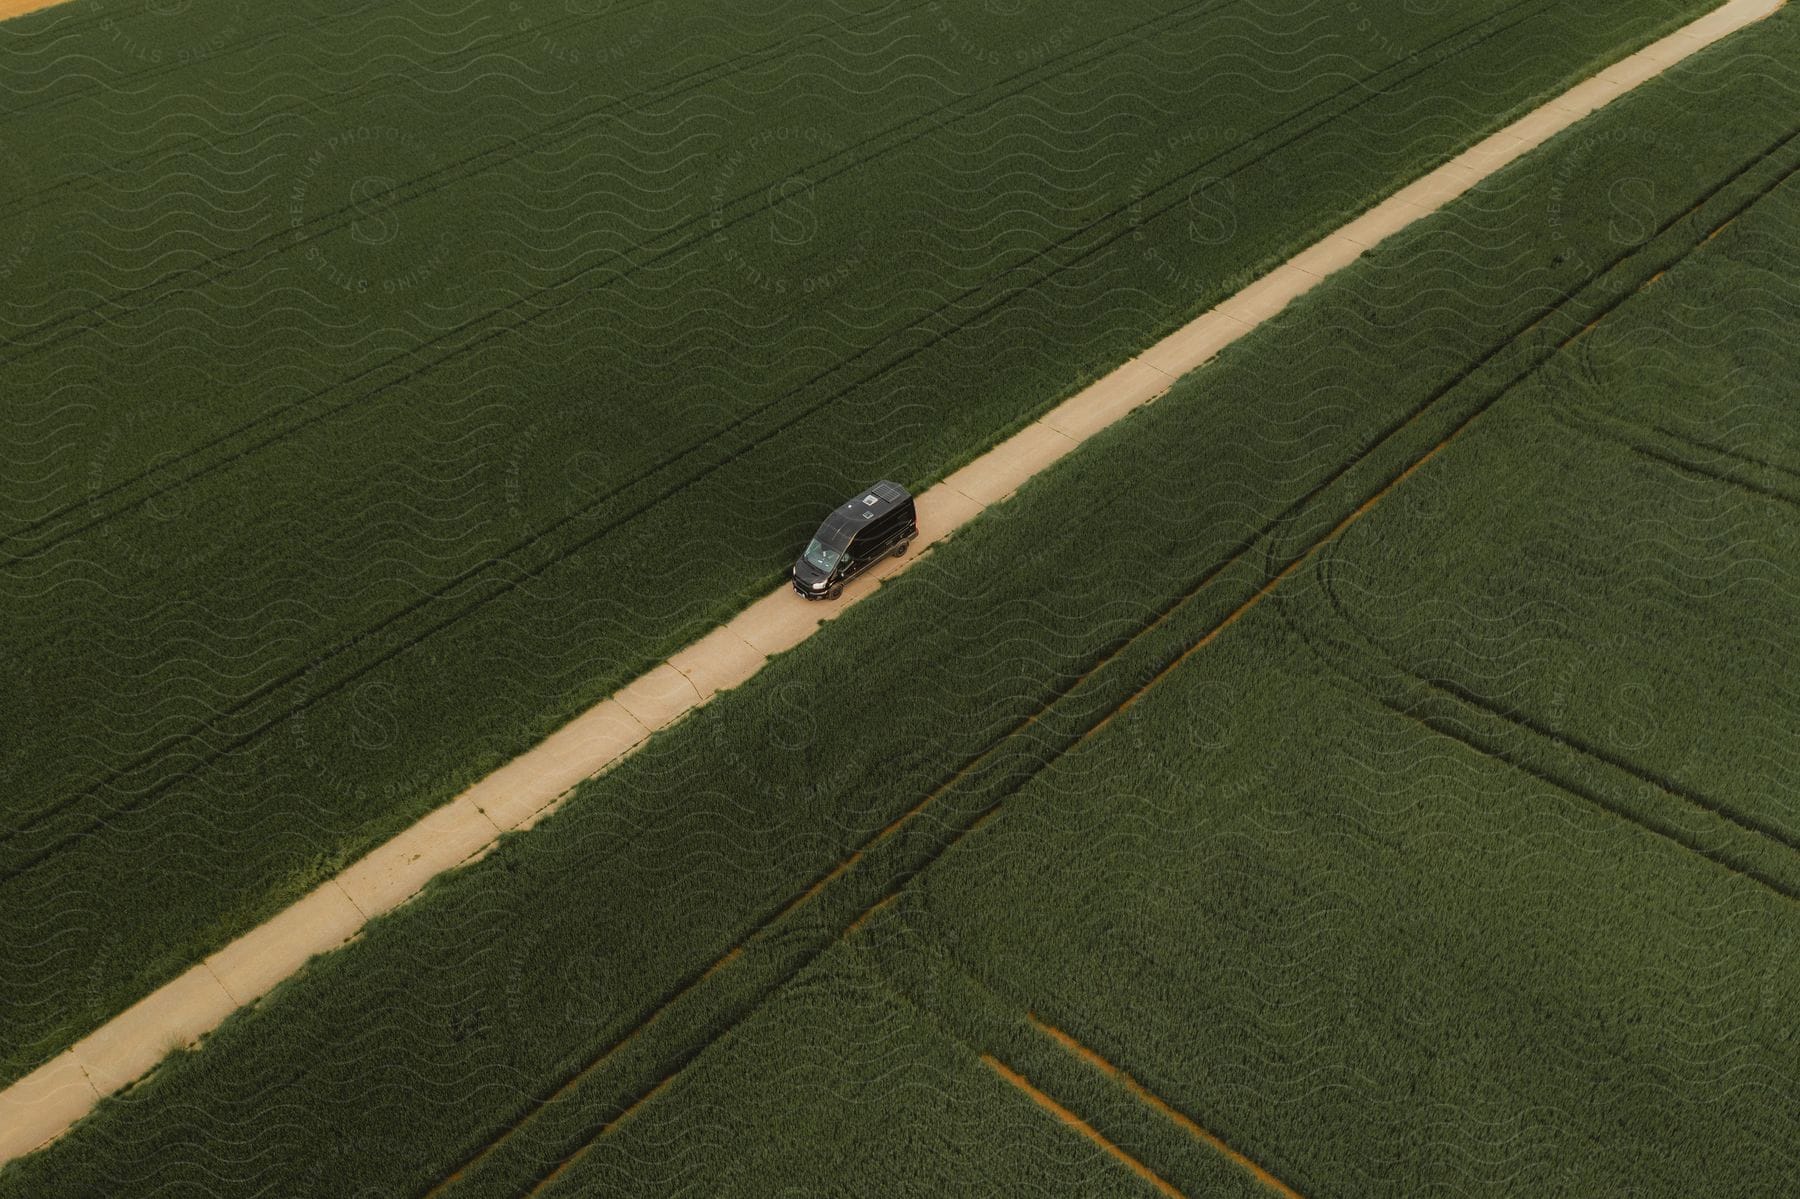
0, 0, 1785, 1170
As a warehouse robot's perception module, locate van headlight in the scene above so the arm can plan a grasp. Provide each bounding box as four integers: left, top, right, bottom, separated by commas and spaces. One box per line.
810, 580, 826, 590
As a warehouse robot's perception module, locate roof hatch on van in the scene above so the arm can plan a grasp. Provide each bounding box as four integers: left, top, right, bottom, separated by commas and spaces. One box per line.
792, 481, 919, 602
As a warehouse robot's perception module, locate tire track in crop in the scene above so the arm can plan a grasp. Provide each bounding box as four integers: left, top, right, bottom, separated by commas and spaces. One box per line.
0, 7, 1778, 1166
0, 0, 672, 227
506, 893, 924, 1199
411, 117, 1800, 1197
0, 0, 1221, 555
0, 28, 1771, 1130
1649, 424, 1800, 484
0, 0, 1542, 565
0, 0, 919, 369
413, 153, 1603, 1199
981, 1054, 1189, 1199
1027, 1014, 1307, 1199
0, 0, 905, 243
1423, 677, 1800, 854
871, 914, 1312, 1199
7, 0, 1562, 594
0, 0, 389, 129
1378, 700, 1800, 903
1627, 440, 1800, 510
0, 0, 624, 132
3, 0, 1209, 594
1280, 549, 1800, 902
1306, 441, 1800, 858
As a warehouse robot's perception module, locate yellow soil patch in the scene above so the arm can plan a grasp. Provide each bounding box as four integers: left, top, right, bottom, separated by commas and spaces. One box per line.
0, 0, 68, 20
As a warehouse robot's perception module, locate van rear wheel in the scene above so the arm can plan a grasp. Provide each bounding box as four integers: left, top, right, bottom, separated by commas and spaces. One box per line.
891, 540, 909, 558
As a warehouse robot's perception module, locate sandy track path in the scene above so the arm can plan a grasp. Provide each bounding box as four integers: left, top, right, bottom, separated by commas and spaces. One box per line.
0, 0, 1784, 1167
0, 0, 60, 20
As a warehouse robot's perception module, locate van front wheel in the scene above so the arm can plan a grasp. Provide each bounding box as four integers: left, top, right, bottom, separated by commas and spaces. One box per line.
827, 584, 843, 600
891, 541, 909, 558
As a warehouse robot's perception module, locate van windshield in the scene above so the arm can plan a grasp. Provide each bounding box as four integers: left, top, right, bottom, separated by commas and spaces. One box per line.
802, 538, 842, 572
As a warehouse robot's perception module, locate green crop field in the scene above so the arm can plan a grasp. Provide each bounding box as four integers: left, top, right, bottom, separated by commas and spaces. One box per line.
0, 0, 1729, 1089
4, 4, 1795, 1192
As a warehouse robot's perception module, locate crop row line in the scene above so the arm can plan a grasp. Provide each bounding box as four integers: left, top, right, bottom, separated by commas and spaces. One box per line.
1428, 667, 1800, 855
1381, 700, 1800, 904
1287, 552, 1800, 903
0, 0, 904, 376
0, 0, 683, 137
3, 0, 1535, 559
1649, 423, 1800, 486
1281, 148, 1800, 901
415, 170, 1553, 1196
0, 0, 1785, 1166
873, 914, 1305, 1199
2, 0, 939, 367
0, 0, 1248, 555
1541, 403, 1800, 510
0, 0, 392, 135
1630, 441, 1800, 511
983, 1053, 1188, 1199
899, 921, 1307, 1199
1025, 1014, 1307, 1199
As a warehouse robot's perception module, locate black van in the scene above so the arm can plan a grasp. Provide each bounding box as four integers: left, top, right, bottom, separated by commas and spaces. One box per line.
792, 480, 918, 600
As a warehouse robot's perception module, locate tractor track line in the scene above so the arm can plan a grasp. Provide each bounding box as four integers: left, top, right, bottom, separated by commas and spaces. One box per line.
1029, 1014, 1307, 1199
1294, 503, 1800, 871
2, 0, 1539, 560
415, 736, 1015, 1196
983, 1053, 1189, 1199
9, 0, 1780, 1007
1629, 440, 1800, 510
0, 0, 1200, 378
474, 886, 908, 1199
1422, 674, 1800, 855
1652, 423, 1800, 484
1379, 700, 1800, 904
0, 0, 393, 133
2, 0, 1431, 567
0, 0, 925, 368
425, 296, 1551, 1194
0, 0, 648, 137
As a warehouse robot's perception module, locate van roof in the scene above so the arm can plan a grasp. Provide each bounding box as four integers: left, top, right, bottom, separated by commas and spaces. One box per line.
814, 480, 912, 547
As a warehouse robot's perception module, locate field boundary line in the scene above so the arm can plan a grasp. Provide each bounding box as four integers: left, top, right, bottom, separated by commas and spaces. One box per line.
1028, 1014, 1306, 1199
0, 0, 1782, 1167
